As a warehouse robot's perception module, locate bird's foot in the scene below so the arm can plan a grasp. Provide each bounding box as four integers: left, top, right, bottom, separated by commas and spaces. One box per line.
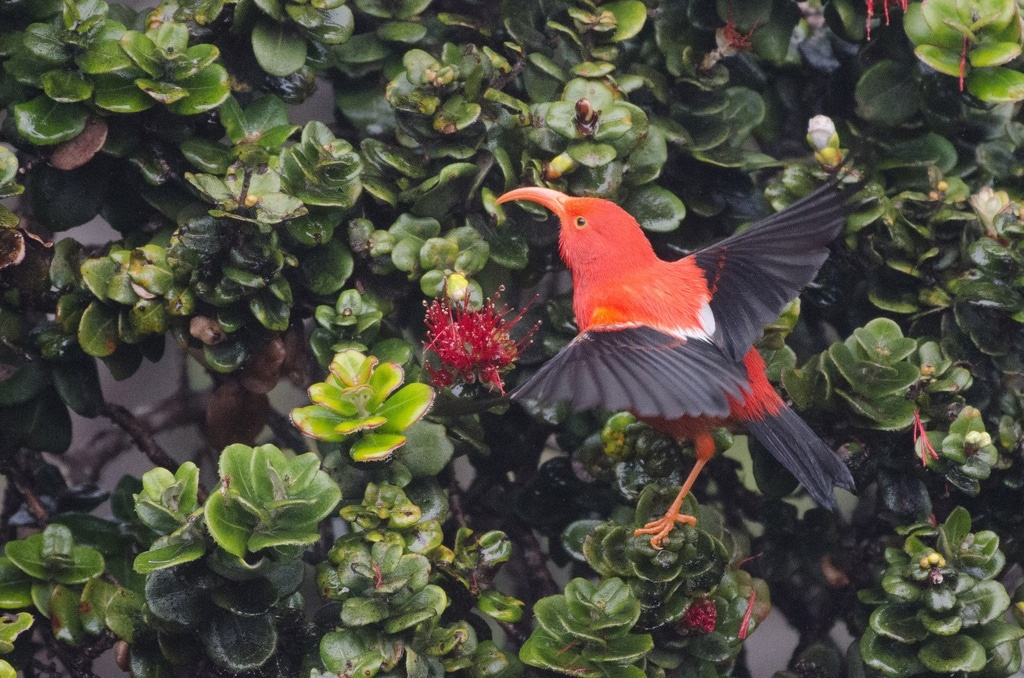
634, 512, 697, 549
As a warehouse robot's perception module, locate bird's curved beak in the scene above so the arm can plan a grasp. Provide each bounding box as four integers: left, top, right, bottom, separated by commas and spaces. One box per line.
495, 186, 569, 217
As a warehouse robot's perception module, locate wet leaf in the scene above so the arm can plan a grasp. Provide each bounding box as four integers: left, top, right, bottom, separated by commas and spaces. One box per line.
12, 96, 88, 146
621, 184, 686, 232
252, 22, 307, 77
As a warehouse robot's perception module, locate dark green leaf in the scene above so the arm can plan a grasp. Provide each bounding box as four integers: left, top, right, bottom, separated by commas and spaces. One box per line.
251, 22, 307, 77
201, 609, 276, 673
52, 355, 103, 417
300, 239, 354, 295
918, 635, 986, 673
621, 184, 686, 232
41, 70, 93, 103
855, 60, 919, 124
12, 96, 88, 146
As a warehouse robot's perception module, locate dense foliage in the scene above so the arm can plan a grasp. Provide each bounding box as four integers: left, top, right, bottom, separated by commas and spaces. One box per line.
2, 0, 1024, 675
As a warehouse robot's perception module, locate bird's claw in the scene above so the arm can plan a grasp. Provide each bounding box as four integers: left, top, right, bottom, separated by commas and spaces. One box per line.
634, 512, 698, 549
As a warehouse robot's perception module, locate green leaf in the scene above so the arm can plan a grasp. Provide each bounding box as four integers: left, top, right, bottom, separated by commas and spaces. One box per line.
904, 0, 962, 49
0, 611, 33, 648
969, 41, 1021, 67
383, 584, 447, 632
0, 558, 34, 608
393, 421, 453, 477
142, 565, 207, 630
22, 23, 70, 64
914, 44, 963, 77
355, 0, 432, 20
251, 22, 307, 77
49, 585, 85, 645
41, 70, 94, 103
855, 60, 919, 125
433, 95, 482, 134
567, 142, 618, 167
621, 184, 686, 232
311, 6, 355, 44
135, 78, 189, 104
604, 1, 647, 41
291, 404, 347, 442
133, 541, 206, 574
0, 388, 73, 454
150, 22, 190, 54
119, 31, 161, 78
0, 361, 48, 408
351, 433, 408, 462
918, 635, 986, 673
967, 66, 1024, 103
168, 64, 230, 115
300, 239, 354, 295
886, 132, 958, 172
248, 290, 290, 331
12, 96, 88, 146
171, 43, 221, 80
377, 20, 427, 43
378, 383, 435, 433
220, 95, 292, 145
957, 580, 1011, 625
859, 628, 926, 676
76, 39, 134, 74
52, 355, 104, 417
93, 72, 156, 113
478, 590, 524, 622
78, 301, 119, 357
204, 490, 253, 558
202, 609, 277, 673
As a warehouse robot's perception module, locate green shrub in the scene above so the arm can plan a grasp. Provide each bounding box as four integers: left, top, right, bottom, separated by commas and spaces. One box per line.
2, 0, 1024, 675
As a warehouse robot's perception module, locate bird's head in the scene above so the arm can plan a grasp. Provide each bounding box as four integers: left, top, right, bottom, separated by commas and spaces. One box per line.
496, 186, 653, 272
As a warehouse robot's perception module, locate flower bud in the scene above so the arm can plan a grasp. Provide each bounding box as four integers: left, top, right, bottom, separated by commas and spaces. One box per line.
807, 115, 840, 151
445, 272, 472, 304
544, 152, 578, 180
964, 431, 992, 448
970, 186, 1010, 234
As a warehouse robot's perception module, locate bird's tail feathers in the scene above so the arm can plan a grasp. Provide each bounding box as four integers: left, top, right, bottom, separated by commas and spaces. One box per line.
745, 406, 854, 509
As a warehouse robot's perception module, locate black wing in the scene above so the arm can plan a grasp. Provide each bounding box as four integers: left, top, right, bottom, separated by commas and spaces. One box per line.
695, 180, 855, 362
511, 325, 750, 419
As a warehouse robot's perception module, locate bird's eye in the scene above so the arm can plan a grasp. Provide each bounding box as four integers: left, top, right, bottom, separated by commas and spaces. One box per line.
575, 216, 587, 229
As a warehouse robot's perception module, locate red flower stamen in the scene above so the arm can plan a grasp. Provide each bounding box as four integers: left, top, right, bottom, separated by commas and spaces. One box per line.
720, 19, 757, 53
865, 0, 908, 39
738, 588, 756, 640
678, 597, 717, 635
423, 286, 536, 395
913, 409, 939, 467
959, 34, 968, 91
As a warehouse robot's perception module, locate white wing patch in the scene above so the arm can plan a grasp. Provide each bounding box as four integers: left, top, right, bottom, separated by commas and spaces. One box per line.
662, 301, 716, 343
581, 302, 717, 344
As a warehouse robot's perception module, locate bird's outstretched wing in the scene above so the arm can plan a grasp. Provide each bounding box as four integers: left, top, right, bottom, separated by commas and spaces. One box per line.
512, 326, 750, 419
693, 180, 855, 362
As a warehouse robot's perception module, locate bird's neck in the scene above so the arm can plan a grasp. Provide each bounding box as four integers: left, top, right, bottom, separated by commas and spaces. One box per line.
567, 248, 660, 332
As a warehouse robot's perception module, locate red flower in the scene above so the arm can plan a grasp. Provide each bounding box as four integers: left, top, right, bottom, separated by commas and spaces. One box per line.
423, 286, 536, 395
718, 19, 756, 54
678, 597, 717, 635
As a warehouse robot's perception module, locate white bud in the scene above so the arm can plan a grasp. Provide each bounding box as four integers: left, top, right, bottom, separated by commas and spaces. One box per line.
807, 115, 839, 151
969, 186, 1010, 233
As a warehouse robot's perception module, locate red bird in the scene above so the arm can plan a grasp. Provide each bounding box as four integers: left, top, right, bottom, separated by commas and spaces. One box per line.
496, 180, 856, 548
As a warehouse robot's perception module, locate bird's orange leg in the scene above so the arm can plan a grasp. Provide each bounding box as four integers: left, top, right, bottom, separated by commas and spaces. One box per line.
634, 432, 716, 549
